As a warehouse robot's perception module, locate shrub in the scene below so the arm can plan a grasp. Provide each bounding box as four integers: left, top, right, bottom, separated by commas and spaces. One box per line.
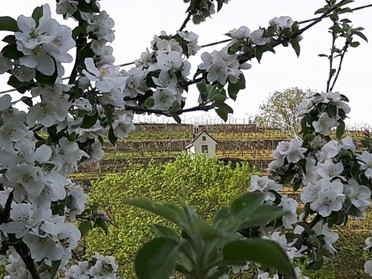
84, 154, 257, 277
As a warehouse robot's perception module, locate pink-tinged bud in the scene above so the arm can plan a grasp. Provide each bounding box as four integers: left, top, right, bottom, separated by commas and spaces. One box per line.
363, 129, 370, 137
99, 212, 110, 221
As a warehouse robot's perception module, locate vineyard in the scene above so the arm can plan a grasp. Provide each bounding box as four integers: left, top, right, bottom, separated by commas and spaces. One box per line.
73, 123, 371, 278
75, 122, 366, 182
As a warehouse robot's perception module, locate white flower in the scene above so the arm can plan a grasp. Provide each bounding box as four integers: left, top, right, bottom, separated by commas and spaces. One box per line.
273, 139, 306, 163
111, 111, 135, 138
198, 47, 245, 85
309, 179, 345, 217
358, 151, 372, 178
5, 163, 46, 198
64, 261, 90, 279
15, 4, 75, 75
321, 140, 340, 159
89, 253, 118, 278
229, 26, 251, 40
249, 175, 282, 202
269, 16, 294, 28
341, 136, 356, 151
0, 202, 51, 238
83, 58, 127, 93
317, 159, 344, 179
177, 30, 201, 56
313, 221, 339, 253
280, 195, 298, 228
66, 183, 88, 220
312, 112, 338, 136
27, 85, 72, 127
152, 88, 177, 110
364, 260, 372, 276
344, 178, 371, 211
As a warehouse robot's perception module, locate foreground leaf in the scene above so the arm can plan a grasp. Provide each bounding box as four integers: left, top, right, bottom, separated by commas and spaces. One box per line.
135, 237, 180, 279
223, 239, 296, 278
124, 198, 183, 226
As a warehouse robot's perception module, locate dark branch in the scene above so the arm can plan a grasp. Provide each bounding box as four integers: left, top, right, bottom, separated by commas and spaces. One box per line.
179, 11, 192, 32
125, 104, 215, 116
14, 242, 41, 279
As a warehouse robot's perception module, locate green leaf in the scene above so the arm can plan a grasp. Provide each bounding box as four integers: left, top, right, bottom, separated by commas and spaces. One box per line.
2, 35, 15, 44
242, 205, 287, 227
0, 16, 18, 32
306, 258, 324, 270
216, 108, 228, 122
227, 74, 245, 101
144, 97, 155, 108
50, 260, 61, 279
32, 6, 43, 25
21, 96, 33, 107
79, 220, 93, 237
150, 224, 181, 240
290, 39, 301, 57
336, 119, 345, 139
355, 31, 368, 42
172, 114, 181, 124
108, 126, 118, 145
230, 192, 265, 214
350, 41, 360, 48
7, 75, 33, 93
80, 111, 98, 129
135, 237, 180, 279
2, 43, 23, 60
95, 217, 109, 235
124, 198, 184, 227
223, 239, 296, 278
36, 67, 57, 85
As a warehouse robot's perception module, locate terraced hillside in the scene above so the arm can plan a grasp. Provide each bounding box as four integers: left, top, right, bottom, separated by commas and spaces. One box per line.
75, 122, 366, 182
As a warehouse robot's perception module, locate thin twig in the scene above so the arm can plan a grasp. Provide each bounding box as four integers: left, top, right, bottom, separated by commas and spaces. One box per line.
326, 29, 337, 92
179, 11, 193, 32
330, 44, 349, 91
14, 242, 41, 279
124, 104, 214, 116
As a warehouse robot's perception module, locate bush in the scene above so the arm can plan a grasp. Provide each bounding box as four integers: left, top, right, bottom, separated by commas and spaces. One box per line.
84, 153, 258, 277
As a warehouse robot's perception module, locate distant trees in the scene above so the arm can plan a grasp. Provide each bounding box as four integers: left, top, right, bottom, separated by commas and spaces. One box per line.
255, 87, 313, 138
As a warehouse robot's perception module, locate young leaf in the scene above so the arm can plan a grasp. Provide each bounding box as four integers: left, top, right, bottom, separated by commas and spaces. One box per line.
0, 16, 18, 32
150, 224, 181, 240
223, 239, 296, 278
50, 260, 61, 279
336, 119, 345, 139
32, 6, 43, 25
79, 220, 93, 237
290, 39, 301, 57
241, 205, 287, 227
124, 198, 184, 227
230, 191, 265, 214
135, 237, 180, 279
36, 67, 57, 85
80, 111, 98, 129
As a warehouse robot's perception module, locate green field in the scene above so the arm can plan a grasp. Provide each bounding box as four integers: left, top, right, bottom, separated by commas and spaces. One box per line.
74, 123, 371, 278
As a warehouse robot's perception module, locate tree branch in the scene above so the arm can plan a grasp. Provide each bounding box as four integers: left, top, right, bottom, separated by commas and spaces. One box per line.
179, 11, 193, 32
125, 104, 215, 116
14, 242, 41, 279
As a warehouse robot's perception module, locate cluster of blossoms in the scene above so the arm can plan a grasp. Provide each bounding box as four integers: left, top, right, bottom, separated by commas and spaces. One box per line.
245, 91, 372, 277
63, 253, 118, 279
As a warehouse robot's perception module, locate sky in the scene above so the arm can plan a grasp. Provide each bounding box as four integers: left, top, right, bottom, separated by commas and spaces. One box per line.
1, 0, 372, 127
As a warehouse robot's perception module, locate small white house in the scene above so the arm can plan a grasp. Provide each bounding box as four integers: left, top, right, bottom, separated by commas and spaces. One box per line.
185, 131, 218, 157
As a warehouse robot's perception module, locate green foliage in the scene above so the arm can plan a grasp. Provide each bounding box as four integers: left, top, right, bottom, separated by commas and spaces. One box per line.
255, 87, 314, 138
126, 192, 295, 279
85, 154, 258, 277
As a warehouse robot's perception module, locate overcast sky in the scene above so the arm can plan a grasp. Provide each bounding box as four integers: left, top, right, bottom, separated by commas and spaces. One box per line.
1, 0, 372, 126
